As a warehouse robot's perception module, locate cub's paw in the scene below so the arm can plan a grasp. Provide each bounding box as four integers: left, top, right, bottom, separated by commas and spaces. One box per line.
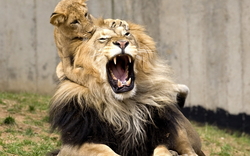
104, 19, 129, 30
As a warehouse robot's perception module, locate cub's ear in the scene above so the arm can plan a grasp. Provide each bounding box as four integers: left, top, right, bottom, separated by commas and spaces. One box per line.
50, 12, 66, 26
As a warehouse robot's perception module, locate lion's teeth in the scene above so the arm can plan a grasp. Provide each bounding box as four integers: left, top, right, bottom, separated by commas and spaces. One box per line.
110, 70, 117, 80
117, 78, 131, 87
118, 79, 123, 87
113, 57, 117, 65
112, 73, 117, 80
126, 78, 131, 86
128, 56, 132, 63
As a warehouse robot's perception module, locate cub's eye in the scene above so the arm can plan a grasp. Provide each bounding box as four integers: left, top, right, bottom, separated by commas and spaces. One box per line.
71, 20, 80, 24
84, 12, 88, 17
124, 32, 130, 37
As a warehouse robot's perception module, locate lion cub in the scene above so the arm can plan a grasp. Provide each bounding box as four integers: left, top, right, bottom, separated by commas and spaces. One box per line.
50, 0, 129, 85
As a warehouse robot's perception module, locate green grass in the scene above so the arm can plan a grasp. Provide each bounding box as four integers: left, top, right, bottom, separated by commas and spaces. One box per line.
194, 122, 250, 155
3, 116, 15, 125
0, 92, 249, 155
0, 92, 60, 156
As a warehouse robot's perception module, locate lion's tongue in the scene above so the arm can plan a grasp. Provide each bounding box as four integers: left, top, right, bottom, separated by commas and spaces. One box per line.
111, 63, 127, 82
111, 61, 131, 88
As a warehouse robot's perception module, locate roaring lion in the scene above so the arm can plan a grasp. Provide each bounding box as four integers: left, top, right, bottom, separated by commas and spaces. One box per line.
49, 24, 205, 156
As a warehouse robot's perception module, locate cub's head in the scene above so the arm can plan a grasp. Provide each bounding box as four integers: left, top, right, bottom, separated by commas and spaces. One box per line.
50, 0, 95, 40
74, 26, 140, 100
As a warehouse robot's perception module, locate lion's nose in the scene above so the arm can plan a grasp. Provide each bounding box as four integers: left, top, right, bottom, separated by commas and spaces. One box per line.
113, 40, 129, 50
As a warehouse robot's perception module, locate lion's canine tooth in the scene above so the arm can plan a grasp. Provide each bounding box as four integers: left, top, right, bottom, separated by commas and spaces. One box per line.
118, 79, 123, 87
126, 78, 131, 86
113, 57, 117, 65
128, 56, 132, 63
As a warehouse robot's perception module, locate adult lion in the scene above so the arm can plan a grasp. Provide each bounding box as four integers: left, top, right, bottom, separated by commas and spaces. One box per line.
49, 25, 205, 156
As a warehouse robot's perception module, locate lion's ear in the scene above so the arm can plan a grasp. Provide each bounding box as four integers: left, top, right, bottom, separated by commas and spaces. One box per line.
50, 12, 66, 26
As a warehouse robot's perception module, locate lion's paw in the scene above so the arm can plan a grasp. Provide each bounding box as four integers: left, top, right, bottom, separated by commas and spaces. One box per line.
169, 150, 179, 156
97, 153, 120, 156
153, 145, 173, 156
179, 154, 198, 156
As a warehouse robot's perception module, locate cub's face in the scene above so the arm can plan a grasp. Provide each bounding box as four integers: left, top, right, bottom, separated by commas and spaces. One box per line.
50, 0, 95, 40
75, 27, 139, 100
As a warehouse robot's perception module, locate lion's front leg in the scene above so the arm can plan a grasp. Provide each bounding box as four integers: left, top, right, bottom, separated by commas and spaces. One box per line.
153, 145, 174, 156
174, 128, 198, 156
57, 143, 120, 156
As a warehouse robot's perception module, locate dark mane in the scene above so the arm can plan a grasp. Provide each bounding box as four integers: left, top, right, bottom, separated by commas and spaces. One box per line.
49, 89, 181, 156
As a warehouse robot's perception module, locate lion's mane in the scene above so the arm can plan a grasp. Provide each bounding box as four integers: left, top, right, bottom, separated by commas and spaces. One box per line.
49, 25, 181, 156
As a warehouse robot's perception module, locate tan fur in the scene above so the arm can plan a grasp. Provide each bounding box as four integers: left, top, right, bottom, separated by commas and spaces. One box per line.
153, 145, 172, 156
50, 0, 129, 85
58, 144, 120, 156
50, 0, 95, 57
50, 0, 95, 84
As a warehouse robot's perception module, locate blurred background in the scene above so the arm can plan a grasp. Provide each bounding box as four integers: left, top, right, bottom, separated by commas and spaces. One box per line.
0, 0, 249, 133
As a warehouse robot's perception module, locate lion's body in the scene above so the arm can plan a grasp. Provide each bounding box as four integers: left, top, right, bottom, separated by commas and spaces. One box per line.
49, 25, 205, 156
51, 85, 189, 156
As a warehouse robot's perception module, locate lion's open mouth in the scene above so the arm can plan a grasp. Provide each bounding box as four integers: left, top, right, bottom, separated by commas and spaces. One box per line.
107, 54, 135, 93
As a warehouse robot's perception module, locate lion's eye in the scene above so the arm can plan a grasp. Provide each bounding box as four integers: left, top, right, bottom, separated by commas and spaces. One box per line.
99, 37, 108, 42
124, 32, 130, 37
71, 20, 80, 24
84, 12, 88, 17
